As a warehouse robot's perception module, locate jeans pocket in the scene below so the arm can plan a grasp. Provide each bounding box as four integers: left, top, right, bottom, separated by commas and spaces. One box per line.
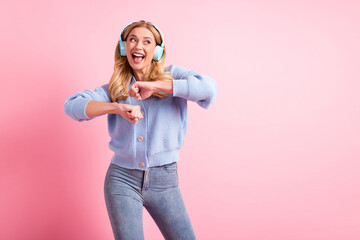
161, 162, 178, 173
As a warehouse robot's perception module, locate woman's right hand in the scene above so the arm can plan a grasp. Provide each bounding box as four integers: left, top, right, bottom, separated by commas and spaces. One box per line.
115, 103, 144, 124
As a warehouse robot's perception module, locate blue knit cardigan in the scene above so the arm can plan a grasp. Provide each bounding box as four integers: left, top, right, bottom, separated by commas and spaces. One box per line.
64, 64, 217, 170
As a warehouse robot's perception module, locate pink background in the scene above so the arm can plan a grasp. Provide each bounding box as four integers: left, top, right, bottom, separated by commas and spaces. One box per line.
1, 0, 359, 239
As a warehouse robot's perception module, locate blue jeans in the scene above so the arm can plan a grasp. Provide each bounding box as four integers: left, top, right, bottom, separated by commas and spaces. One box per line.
104, 162, 196, 240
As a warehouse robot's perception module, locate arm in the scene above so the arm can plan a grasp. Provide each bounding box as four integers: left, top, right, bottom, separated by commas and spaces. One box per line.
170, 65, 217, 109
64, 85, 110, 121
128, 65, 218, 109
64, 84, 143, 124
128, 80, 173, 100
85, 101, 143, 124
85, 101, 119, 117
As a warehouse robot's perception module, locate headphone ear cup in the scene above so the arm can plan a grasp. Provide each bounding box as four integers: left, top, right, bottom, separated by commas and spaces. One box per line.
153, 46, 164, 61
119, 40, 126, 56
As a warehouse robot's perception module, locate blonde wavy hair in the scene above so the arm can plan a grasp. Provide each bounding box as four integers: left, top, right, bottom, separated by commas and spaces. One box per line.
108, 20, 173, 102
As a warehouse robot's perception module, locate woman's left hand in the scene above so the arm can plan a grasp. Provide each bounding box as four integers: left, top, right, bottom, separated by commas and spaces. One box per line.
129, 81, 154, 100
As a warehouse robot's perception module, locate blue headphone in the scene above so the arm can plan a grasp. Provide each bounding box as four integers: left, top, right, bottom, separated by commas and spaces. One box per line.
119, 21, 165, 61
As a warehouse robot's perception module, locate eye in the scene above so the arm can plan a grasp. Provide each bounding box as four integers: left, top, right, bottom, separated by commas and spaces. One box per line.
129, 38, 136, 42
144, 40, 151, 44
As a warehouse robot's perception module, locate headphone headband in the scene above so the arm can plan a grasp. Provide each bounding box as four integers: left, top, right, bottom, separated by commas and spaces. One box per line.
119, 21, 165, 61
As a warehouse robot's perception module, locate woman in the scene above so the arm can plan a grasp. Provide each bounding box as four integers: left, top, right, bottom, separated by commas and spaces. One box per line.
64, 20, 217, 240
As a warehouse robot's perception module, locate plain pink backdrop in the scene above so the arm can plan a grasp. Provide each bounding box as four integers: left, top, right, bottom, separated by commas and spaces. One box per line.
1, 0, 359, 239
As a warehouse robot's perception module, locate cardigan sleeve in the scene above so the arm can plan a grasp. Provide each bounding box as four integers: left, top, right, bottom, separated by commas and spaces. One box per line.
64, 84, 110, 121
168, 64, 218, 109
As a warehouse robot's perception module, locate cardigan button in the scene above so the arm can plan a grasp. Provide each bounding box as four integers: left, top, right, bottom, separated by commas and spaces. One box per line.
137, 136, 144, 142
139, 162, 145, 168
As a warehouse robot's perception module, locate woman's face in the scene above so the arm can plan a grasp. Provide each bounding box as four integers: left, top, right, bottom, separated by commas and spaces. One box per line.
125, 27, 157, 73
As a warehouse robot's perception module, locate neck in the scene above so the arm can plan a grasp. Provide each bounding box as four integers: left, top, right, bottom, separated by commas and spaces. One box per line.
134, 72, 146, 81
133, 67, 150, 81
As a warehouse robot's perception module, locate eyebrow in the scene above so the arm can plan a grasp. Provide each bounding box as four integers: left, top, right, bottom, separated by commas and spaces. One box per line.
128, 34, 153, 40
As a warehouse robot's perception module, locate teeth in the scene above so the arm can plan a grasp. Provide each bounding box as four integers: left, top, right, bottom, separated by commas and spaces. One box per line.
133, 53, 144, 57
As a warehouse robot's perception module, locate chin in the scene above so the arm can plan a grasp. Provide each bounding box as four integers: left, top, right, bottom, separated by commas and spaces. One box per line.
130, 64, 144, 71
129, 61, 151, 71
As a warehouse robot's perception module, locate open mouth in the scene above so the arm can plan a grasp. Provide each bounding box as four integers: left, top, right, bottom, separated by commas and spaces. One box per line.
132, 53, 145, 64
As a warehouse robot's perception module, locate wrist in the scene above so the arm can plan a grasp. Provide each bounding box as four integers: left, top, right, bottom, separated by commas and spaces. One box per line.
153, 81, 173, 94
112, 102, 123, 114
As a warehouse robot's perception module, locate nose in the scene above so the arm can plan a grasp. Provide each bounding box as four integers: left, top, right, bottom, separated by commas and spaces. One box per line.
135, 41, 143, 50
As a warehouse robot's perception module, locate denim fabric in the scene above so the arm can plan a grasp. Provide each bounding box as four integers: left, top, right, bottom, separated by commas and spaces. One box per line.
104, 162, 196, 240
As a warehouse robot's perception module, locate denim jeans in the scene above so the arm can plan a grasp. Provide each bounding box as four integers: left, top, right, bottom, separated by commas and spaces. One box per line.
104, 162, 196, 240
